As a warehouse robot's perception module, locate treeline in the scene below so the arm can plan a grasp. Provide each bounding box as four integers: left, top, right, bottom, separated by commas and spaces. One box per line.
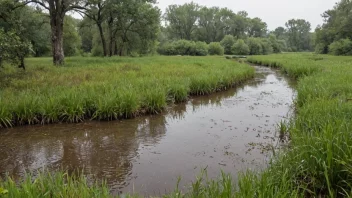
0, 0, 325, 68
315, 0, 352, 56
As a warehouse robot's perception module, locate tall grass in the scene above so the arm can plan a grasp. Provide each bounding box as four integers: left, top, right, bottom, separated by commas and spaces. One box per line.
2, 54, 352, 197
0, 171, 140, 198
243, 53, 352, 197
0, 56, 254, 128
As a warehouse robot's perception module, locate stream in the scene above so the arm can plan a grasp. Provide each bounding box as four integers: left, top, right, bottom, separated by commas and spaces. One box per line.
0, 66, 295, 196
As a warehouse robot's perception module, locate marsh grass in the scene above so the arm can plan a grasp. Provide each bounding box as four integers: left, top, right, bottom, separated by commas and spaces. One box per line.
0, 56, 254, 128
0, 171, 141, 198
244, 53, 352, 197
3, 54, 352, 197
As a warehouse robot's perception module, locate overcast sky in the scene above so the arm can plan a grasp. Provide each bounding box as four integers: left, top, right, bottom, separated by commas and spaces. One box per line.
156, 0, 338, 31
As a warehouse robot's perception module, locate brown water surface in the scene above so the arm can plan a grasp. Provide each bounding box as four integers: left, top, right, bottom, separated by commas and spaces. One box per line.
0, 66, 295, 196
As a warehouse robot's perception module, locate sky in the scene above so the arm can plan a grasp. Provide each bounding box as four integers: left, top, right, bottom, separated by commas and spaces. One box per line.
156, 0, 338, 30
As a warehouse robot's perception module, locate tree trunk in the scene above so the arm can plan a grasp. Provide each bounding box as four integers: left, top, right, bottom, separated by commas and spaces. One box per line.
114, 40, 118, 55
18, 57, 25, 70
50, 10, 65, 65
97, 23, 107, 56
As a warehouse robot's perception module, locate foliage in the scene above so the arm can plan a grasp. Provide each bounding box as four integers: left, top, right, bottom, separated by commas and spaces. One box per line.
231, 39, 250, 55
246, 37, 263, 55
260, 38, 273, 55
163, 3, 267, 43
191, 41, 209, 56
164, 2, 200, 40
0, 29, 31, 69
315, 0, 352, 55
285, 19, 313, 52
0, 56, 254, 127
220, 35, 236, 54
63, 16, 82, 56
158, 40, 207, 56
208, 42, 224, 55
328, 38, 352, 56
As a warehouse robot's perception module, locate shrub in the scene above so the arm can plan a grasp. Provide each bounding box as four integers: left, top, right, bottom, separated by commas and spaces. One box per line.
278, 40, 287, 52
220, 35, 236, 54
315, 43, 328, 54
208, 42, 224, 55
246, 37, 263, 55
231, 39, 250, 55
260, 38, 273, 55
190, 41, 208, 56
173, 40, 195, 55
328, 39, 352, 56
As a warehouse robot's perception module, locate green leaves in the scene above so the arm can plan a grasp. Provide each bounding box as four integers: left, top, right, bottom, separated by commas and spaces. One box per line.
0, 187, 8, 195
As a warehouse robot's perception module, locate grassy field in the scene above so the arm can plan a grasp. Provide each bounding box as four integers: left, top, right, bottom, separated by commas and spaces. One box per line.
0, 56, 254, 128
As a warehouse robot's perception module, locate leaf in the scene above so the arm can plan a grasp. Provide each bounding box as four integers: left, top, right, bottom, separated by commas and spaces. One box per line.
0, 187, 8, 194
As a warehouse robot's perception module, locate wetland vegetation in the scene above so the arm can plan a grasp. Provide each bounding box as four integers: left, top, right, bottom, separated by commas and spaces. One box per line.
1, 0, 352, 197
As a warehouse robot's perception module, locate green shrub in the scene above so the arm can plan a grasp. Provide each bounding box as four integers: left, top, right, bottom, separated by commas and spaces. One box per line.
173, 40, 195, 55
260, 38, 273, 55
208, 42, 224, 55
328, 39, 352, 56
220, 35, 236, 54
231, 39, 250, 55
246, 37, 263, 55
190, 41, 208, 56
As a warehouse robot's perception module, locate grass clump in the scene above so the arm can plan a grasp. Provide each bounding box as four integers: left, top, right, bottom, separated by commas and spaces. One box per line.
0, 56, 254, 127
0, 171, 112, 198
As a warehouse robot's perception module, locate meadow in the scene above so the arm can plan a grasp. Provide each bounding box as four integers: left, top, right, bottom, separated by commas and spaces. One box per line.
0, 56, 254, 128
1, 54, 352, 197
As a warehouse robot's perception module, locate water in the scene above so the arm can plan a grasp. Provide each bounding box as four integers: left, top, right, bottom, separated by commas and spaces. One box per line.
0, 66, 295, 196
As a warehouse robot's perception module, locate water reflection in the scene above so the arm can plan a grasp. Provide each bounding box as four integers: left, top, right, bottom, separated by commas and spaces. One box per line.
0, 66, 295, 195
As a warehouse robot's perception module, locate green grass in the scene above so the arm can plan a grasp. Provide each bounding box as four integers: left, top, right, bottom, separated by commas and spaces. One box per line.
0, 56, 254, 128
2, 54, 352, 197
244, 53, 352, 197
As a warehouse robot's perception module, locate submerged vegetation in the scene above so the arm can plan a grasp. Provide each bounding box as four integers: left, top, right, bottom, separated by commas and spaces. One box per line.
0, 56, 254, 128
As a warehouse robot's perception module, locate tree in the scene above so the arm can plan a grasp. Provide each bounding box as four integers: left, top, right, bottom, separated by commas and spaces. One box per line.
0, 1, 39, 69
273, 26, 286, 40
231, 39, 249, 55
220, 35, 235, 54
63, 16, 81, 56
75, 0, 108, 56
248, 17, 267, 37
23, 0, 84, 65
315, 0, 352, 54
164, 2, 200, 40
285, 19, 312, 51
105, 0, 160, 56
0, 29, 32, 69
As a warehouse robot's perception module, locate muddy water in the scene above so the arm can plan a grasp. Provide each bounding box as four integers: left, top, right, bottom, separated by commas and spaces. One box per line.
0, 66, 295, 196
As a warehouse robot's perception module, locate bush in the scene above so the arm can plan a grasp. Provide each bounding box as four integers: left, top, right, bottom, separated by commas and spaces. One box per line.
208, 42, 224, 55
173, 40, 195, 55
158, 42, 177, 55
231, 39, 250, 55
246, 37, 263, 55
190, 41, 208, 56
260, 38, 273, 55
158, 40, 208, 56
220, 35, 236, 54
328, 39, 352, 56
315, 43, 328, 54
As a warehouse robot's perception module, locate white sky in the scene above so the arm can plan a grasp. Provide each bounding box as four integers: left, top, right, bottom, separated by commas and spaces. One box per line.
156, 0, 338, 30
